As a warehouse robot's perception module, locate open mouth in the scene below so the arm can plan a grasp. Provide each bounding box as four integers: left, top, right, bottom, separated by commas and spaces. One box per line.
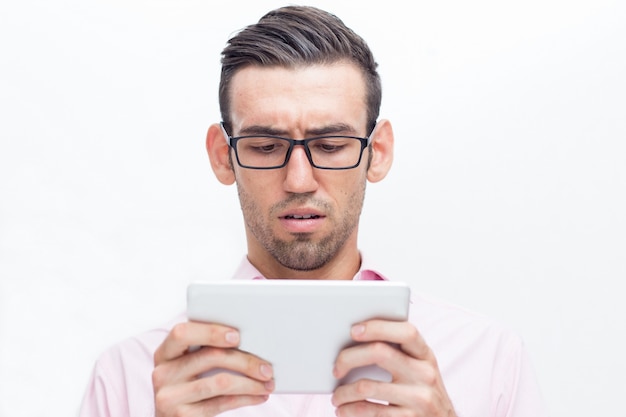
283, 214, 321, 220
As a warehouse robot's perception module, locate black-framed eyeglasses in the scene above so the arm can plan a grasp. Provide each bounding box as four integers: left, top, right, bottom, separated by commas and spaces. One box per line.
220, 122, 374, 170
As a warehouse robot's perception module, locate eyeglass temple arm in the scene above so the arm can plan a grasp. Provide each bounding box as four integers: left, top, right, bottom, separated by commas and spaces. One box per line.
219, 122, 231, 146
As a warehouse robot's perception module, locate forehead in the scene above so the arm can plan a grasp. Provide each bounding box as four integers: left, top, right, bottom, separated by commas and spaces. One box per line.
228, 62, 368, 133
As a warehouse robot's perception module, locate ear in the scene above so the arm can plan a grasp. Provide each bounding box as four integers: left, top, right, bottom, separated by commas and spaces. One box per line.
366, 119, 394, 183
206, 123, 236, 185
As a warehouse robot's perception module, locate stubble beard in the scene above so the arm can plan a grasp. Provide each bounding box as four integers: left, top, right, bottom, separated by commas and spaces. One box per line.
237, 184, 366, 272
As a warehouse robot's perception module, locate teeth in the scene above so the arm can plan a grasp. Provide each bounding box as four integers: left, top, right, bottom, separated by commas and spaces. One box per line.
289, 214, 318, 219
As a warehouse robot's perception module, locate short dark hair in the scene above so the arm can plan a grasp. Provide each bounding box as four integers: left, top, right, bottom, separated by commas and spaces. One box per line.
219, 6, 381, 134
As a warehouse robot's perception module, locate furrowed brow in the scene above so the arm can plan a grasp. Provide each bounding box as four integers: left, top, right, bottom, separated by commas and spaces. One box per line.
237, 125, 285, 136
237, 123, 359, 137
305, 123, 357, 136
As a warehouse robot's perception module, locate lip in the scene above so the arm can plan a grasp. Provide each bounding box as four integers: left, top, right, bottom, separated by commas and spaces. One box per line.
278, 208, 326, 234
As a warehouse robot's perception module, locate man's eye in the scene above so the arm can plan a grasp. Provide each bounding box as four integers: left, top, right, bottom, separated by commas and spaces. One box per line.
320, 143, 343, 152
253, 144, 279, 152
244, 139, 287, 154
311, 139, 349, 153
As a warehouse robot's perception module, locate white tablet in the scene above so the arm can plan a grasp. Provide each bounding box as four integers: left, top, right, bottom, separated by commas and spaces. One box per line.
186, 279, 411, 394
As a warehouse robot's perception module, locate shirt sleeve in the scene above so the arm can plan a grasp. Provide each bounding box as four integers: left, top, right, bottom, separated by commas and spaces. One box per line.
496, 335, 548, 417
78, 336, 158, 417
78, 360, 118, 417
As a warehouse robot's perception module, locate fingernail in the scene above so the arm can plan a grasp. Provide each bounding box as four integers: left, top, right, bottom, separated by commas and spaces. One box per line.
260, 363, 273, 378
225, 331, 239, 344
264, 379, 275, 391
352, 324, 365, 337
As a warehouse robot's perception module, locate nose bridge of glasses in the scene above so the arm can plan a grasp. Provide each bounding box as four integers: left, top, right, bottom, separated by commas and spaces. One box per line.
287, 139, 315, 167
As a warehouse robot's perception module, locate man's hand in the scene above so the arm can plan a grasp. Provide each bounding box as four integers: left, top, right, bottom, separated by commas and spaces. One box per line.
153, 321, 275, 417
332, 320, 457, 417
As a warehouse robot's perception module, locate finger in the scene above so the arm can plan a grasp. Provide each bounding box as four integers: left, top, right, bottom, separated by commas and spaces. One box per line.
155, 370, 274, 408
197, 394, 270, 416
333, 399, 395, 417
156, 386, 271, 414
157, 393, 270, 417
154, 321, 240, 365
332, 379, 392, 407
351, 320, 435, 362
333, 341, 431, 383
193, 347, 274, 381
153, 347, 274, 387
332, 379, 431, 410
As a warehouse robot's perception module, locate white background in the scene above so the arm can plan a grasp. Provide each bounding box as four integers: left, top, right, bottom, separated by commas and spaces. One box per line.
1, 0, 625, 416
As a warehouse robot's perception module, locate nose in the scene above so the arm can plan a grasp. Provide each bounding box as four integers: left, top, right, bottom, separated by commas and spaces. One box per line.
282, 145, 319, 193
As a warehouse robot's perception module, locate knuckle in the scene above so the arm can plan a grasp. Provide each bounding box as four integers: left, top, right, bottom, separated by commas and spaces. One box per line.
354, 379, 374, 397
405, 324, 419, 342
369, 341, 391, 362
412, 387, 435, 408
212, 371, 233, 392
191, 377, 213, 398
151, 366, 168, 390
170, 322, 190, 341
420, 365, 437, 386
244, 353, 260, 375
154, 389, 175, 414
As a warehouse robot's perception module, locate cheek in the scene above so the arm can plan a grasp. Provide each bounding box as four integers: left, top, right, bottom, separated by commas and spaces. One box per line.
235, 171, 281, 205
328, 172, 368, 205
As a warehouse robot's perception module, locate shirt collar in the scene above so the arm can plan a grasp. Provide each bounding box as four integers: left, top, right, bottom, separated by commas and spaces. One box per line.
231, 253, 388, 281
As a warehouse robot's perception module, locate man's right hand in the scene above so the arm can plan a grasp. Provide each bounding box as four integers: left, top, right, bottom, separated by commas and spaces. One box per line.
153, 321, 275, 417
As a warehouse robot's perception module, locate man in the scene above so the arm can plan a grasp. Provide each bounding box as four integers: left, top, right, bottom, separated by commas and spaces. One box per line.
80, 6, 547, 417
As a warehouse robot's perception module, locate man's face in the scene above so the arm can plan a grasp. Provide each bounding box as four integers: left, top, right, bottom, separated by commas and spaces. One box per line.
227, 62, 370, 272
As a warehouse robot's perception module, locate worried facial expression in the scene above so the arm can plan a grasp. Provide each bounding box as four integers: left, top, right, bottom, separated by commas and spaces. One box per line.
227, 62, 372, 272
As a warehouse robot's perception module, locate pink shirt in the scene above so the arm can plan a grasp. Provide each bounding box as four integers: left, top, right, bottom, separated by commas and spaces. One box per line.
79, 257, 547, 416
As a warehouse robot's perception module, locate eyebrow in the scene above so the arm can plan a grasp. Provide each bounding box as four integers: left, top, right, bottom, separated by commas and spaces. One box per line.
237, 123, 358, 137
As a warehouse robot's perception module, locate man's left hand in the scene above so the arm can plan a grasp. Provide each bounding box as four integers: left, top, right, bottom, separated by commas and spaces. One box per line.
332, 319, 457, 417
